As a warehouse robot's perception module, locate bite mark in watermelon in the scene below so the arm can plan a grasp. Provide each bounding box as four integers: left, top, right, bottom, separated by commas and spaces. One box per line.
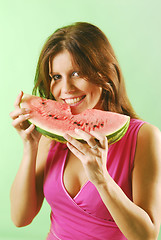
20, 94, 130, 144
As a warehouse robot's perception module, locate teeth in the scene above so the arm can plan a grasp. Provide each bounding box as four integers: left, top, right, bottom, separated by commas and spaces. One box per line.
65, 97, 82, 105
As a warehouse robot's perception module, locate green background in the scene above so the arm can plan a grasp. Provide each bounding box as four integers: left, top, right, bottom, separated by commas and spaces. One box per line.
1, 0, 161, 239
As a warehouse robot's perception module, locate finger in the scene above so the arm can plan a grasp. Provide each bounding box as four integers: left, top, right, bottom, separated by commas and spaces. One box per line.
24, 123, 35, 135
14, 91, 23, 108
90, 130, 108, 149
12, 114, 31, 129
64, 133, 89, 155
10, 108, 31, 120
22, 124, 40, 142
74, 128, 98, 148
66, 142, 85, 161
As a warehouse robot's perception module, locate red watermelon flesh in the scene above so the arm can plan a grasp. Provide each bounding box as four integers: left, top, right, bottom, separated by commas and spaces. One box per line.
21, 94, 130, 144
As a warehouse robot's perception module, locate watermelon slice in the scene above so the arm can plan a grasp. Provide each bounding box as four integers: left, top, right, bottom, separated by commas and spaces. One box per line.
20, 94, 130, 144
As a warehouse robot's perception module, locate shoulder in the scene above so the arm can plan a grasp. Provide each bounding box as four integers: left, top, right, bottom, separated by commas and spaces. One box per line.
38, 135, 55, 150
134, 122, 161, 171
36, 135, 55, 170
137, 123, 161, 151
34, 136, 56, 212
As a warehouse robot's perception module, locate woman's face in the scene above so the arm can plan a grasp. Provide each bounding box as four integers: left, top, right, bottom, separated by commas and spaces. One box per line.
49, 50, 103, 114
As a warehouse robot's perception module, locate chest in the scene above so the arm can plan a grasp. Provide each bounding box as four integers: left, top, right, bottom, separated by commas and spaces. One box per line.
63, 151, 88, 198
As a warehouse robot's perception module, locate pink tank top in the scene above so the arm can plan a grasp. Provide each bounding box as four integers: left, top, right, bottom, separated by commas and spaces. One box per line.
43, 118, 145, 240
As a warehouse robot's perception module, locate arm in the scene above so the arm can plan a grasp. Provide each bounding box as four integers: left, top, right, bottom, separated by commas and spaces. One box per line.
10, 135, 51, 227
64, 124, 161, 240
10, 92, 52, 227
96, 124, 161, 240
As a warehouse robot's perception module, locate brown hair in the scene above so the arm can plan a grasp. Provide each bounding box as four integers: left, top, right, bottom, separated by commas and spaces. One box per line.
33, 22, 138, 118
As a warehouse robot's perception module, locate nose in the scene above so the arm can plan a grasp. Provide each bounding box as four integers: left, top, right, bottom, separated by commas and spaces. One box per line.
62, 77, 75, 94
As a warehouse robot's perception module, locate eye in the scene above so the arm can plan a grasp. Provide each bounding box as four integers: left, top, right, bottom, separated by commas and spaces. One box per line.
72, 71, 79, 77
52, 75, 61, 81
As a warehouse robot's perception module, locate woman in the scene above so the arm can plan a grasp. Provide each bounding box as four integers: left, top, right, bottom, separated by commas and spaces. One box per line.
10, 22, 161, 240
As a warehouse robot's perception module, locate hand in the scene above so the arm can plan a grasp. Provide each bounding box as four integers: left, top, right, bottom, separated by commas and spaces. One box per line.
9, 91, 41, 146
64, 128, 109, 186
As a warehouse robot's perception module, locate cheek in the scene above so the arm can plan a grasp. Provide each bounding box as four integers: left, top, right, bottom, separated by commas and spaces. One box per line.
75, 79, 87, 90
91, 87, 102, 99
98, 87, 103, 97
50, 82, 60, 99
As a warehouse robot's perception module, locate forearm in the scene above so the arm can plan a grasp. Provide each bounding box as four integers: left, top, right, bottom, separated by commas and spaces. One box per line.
10, 144, 39, 227
95, 174, 157, 240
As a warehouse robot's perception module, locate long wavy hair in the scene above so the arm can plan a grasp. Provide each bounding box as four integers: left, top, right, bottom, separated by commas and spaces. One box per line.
33, 22, 138, 118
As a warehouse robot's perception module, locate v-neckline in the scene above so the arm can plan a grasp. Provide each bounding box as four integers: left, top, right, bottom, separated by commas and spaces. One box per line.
61, 146, 90, 200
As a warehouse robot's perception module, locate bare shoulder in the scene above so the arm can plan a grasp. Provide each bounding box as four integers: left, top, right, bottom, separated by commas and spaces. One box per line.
137, 122, 161, 142
36, 135, 55, 171
135, 122, 161, 166
38, 135, 55, 150
136, 123, 161, 158
35, 136, 55, 213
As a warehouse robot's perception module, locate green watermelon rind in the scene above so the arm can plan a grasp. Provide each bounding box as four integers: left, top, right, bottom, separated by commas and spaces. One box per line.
21, 94, 130, 145
28, 116, 130, 145
107, 118, 130, 144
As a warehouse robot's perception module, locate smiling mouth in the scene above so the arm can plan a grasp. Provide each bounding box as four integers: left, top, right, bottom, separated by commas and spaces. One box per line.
64, 95, 86, 105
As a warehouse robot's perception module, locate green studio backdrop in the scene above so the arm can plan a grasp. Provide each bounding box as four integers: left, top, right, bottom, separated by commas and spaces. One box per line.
0, 0, 161, 239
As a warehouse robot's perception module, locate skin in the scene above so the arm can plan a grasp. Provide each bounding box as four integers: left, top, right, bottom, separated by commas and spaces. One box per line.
49, 50, 103, 114
64, 126, 161, 240
9, 50, 161, 239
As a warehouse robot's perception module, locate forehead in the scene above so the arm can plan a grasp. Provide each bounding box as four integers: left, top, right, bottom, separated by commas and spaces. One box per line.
49, 50, 77, 73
